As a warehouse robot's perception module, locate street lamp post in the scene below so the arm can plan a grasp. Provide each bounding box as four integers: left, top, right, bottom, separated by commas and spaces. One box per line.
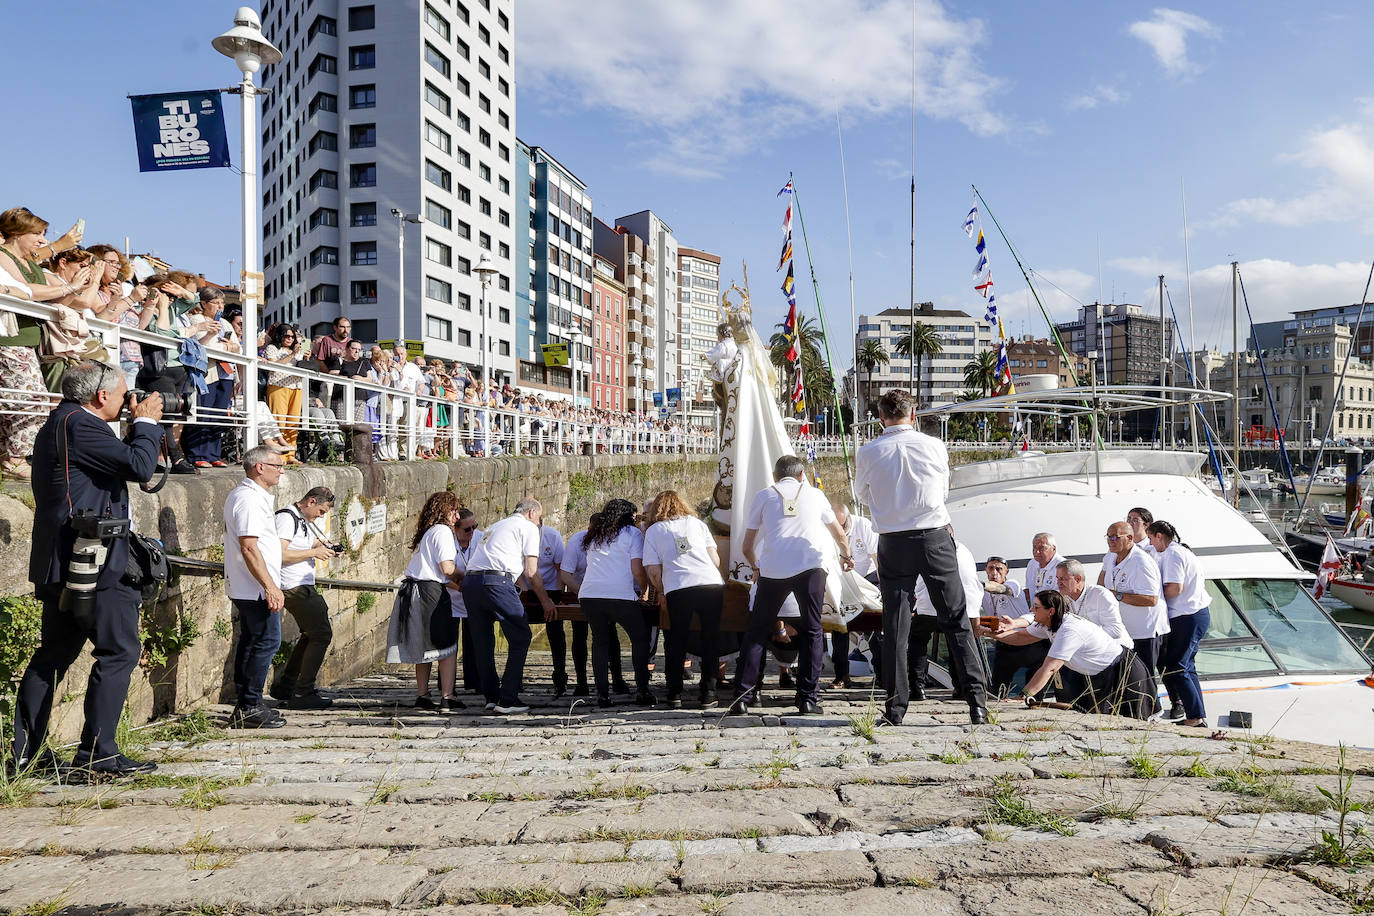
631, 354, 643, 452
390, 209, 424, 348
212, 6, 281, 449
474, 252, 498, 455
568, 327, 582, 454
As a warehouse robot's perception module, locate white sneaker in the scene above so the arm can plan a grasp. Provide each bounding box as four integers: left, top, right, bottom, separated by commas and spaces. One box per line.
494, 701, 530, 714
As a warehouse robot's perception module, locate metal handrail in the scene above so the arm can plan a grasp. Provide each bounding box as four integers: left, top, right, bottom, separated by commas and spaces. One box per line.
168, 554, 398, 592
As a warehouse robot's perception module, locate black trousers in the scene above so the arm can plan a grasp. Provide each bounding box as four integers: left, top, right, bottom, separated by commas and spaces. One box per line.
831, 632, 850, 680
878, 527, 987, 723
1133, 634, 1164, 713
13, 582, 142, 762
545, 618, 589, 688
991, 641, 1051, 700
664, 584, 724, 697
275, 585, 333, 696
580, 598, 651, 697
459, 617, 479, 689
736, 569, 826, 705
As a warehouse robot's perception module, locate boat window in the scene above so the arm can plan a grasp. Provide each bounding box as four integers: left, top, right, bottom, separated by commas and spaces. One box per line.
1216, 579, 1370, 673
1195, 643, 1279, 678
1203, 581, 1254, 640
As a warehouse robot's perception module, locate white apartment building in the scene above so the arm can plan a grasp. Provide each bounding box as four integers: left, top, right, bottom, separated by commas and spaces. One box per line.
257, 0, 517, 381
677, 247, 721, 429
856, 304, 993, 409
615, 211, 679, 401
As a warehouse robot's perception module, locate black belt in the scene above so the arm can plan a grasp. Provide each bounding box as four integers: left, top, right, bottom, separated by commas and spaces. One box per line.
469, 569, 513, 580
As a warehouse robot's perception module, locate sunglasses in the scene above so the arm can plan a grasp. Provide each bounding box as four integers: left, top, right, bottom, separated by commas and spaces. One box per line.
459, 525, 476, 532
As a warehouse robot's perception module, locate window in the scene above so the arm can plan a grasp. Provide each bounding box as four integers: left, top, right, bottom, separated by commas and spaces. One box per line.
347, 280, 377, 304
349, 84, 376, 108
307, 130, 337, 154
457, 183, 471, 204
498, 307, 510, 324
498, 177, 509, 194
498, 9, 509, 30
455, 74, 470, 96
455, 36, 470, 59
424, 4, 450, 40
309, 284, 339, 304
458, 292, 471, 311
498, 340, 510, 356
498, 142, 510, 162
425, 160, 451, 191
498, 76, 510, 97
498, 242, 510, 259
350, 202, 377, 226
498, 44, 509, 64
479, 23, 490, 45
307, 169, 336, 192
307, 15, 336, 40
479, 197, 491, 216
424, 43, 450, 77
479, 127, 491, 148
307, 54, 336, 79
424, 82, 450, 116
498, 208, 510, 227
455, 1, 470, 23
498, 111, 509, 130
348, 45, 375, 69
307, 92, 336, 116
351, 241, 377, 266
479, 231, 492, 250
349, 162, 377, 188
308, 207, 337, 229
478, 162, 491, 182
308, 246, 338, 267
426, 315, 452, 341
455, 146, 470, 167
347, 5, 374, 30
425, 199, 451, 229
456, 256, 471, 275
499, 275, 510, 291
479, 60, 491, 81
424, 120, 451, 154
425, 276, 452, 303
349, 123, 376, 148
455, 219, 471, 239
455, 111, 470, 132
425, 238, 451, 266
458, 328, 471, 346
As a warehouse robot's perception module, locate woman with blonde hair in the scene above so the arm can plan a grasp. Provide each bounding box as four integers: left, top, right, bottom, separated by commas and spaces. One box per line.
386, 491, 463, 710
642, 489, 725, 708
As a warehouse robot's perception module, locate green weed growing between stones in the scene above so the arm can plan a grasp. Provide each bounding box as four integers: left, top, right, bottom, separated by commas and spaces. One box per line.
142, 710, 226, 746
355, 592, 377, 615
982, 776, 1077, 836
847, 705, 880, 744
0, 595, 43, 744
1214, 764, 1328, 814
16, 894, 68, 916
1308, 744, 1374, 868
1127, 738, 1164, 779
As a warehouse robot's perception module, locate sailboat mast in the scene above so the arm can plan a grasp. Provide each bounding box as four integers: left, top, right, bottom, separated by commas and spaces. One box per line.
1232, 260, 1241, 507
907, 4, 917, 403
1159, 274, 1166, 450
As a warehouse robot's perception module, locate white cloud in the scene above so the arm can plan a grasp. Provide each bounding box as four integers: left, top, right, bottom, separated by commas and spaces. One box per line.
1109, 256, 1182, 278
1208, 111, 1374, 230
1128, 8, 1218, 77
1186, 259, 1372, 327
517, 0, 1006, 177
1066, 84, 1127, 111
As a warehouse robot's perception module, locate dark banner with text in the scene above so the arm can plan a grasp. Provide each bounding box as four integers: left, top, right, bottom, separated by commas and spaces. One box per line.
129, 90, 231, 173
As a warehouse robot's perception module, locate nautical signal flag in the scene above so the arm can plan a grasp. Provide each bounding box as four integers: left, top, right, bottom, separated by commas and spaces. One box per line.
962, 204, 978, 237
778, 235, 793, 272
975, 272, 994, 298
781, 263, 796, 307
963, 196, 999, 326
778, 178, 794, 197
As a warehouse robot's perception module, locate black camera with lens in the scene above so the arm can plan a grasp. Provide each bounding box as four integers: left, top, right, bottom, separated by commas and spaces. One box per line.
60, 509, 131, 624
126, 388, 188, 419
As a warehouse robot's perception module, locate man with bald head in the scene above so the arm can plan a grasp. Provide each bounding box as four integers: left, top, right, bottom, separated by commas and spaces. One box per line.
1102, 521, 1168, 714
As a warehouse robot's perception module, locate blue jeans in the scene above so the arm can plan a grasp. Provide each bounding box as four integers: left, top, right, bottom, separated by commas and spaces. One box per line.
461, 574, 532, 705
232, 598, 281, 709
1160, 607, 1209, 720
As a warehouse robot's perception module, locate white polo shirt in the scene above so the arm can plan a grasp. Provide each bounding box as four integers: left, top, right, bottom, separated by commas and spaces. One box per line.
574, 526, 644, 601
562, 529, 589, 586
854, 424, 950, 533
1065, 584, 1133, 648
643, 516, 722, 594
745, 477, 836, 579
1101, 540, 1157, 578
405, 524, 458, 582
224, 478, 282, 602
447, 531, 474, 618
274, 505, 317, 589
1104, 544, 1169, 639
915, 542, 982, 618
1024, 552, 1063, 605
1158, 542, 1210, 618
466, 513, 540, 577
982, 578, 1024, 619
843, 514, 879, 578
1046, 614, 1125, 676
519, 524, 563, 591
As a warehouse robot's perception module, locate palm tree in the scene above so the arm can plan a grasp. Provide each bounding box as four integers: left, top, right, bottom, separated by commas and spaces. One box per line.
893, 322, 944, 407
855, 338, 890, 415
963, 349, 999, 397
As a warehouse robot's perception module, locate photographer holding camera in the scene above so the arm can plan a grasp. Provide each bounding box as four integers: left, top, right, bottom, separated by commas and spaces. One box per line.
11, 361, 164, 779
268, 486, 342, 710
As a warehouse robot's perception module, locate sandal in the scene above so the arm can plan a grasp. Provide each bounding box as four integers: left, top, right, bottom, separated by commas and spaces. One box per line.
1, 460, 31, 481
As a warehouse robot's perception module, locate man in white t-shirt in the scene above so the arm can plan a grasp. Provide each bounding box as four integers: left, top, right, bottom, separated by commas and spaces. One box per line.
395, 347, 426, 456
460, 497, 552, 713
269, 486, 343, 710
1103, 520, 1168, 713
1024, 532, 1062, 608
981, 555, 1045, 699
523, 522, 582, 698
454, 507, 484, 692
223, 446, 288, 729
733, 455, 854, 717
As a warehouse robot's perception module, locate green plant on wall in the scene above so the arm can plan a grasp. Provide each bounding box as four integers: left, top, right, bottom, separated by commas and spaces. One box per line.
356, 592, 377, 615
0, 595, 42, 741
567, 472, 596, 514
140, 610, 201, 669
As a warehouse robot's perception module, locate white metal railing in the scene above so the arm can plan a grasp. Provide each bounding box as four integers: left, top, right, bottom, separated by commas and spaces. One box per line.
0, 292, 719, 460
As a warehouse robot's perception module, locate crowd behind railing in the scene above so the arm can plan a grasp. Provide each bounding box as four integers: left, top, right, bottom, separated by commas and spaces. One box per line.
0, 206, 720, 479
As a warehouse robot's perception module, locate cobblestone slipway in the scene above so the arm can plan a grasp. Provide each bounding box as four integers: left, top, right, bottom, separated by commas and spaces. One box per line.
2, 656, 1371, 915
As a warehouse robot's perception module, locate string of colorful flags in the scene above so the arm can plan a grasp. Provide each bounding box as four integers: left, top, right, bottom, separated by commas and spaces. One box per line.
962, 199, 1015, 395
778, 177, 809, 433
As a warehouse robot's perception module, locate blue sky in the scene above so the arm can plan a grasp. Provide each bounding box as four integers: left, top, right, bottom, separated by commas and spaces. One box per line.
4, 2, 1373, 370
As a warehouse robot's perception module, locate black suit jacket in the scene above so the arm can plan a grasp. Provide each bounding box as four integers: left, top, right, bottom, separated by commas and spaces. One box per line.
29, 401, 164, 589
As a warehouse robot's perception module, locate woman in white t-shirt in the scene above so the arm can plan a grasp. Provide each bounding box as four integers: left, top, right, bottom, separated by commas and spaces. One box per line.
564, 498, 652, 708
386, 491, 462, 710
642, 490, 725, 709
1148, 520, 1210, 727
1020, 590, 1152, 719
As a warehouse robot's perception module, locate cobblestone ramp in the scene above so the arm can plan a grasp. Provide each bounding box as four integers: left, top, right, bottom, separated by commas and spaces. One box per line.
2, 657, 1372, 915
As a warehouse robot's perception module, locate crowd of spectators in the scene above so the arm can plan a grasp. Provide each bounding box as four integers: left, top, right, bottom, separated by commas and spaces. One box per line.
0, 206, 717, 479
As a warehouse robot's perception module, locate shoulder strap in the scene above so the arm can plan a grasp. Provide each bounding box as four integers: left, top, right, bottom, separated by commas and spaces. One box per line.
0, 248, 44, 284
275, 505, 308, 538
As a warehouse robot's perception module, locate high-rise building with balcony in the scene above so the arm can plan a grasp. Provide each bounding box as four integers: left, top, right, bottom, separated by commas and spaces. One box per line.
678, 247, 721, 429
614, 210, 679, 404
594, 218, 655, 416
257, 0, 518, 382
591, 254, 626, 413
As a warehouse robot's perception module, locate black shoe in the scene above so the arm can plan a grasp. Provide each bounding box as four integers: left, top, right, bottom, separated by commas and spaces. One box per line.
1162, 706, 1186, 722
969, 706, 989, 726
796, 700, 824, 716
697, 692, 719, 710
229, 704, 286, 729
778, 670, 796, 689
597, 695, 614, 708
728, 696, 752, 716
911, 684, 927, 702
7, 750, 64, 779
413, 695, 438, 710
443, 696, 467, 711
612, 680, 631, 695
552, 676, 568, 699
285, 690, 332, 710
633, 691, 656, 708
171, 459, 201, 475
665, 694, 682, 709
881, 711, 903, 727
573, 684, 591, 697
70, 753, 157, 779
268, 680, 292, 703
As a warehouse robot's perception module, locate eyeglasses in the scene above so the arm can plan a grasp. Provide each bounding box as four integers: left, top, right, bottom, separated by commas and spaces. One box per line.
259, 462, 286, 470
459, 525, 476, 532
1106, 534, 1125, 542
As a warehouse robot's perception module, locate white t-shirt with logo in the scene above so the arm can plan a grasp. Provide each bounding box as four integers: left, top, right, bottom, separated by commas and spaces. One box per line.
562, 529, 589, 586
405, 524, 458, 582
447, 531, 476, 618
844, 514, 879, 577
224, 478, 282, 602
519, 524, 563, 591
573, 526, 644, 601
1158, 543, 1210, 618
643, 516, 722, 594
745, 477, 836, 579
1105, 545, 1169, 638
275, 505, 318, 589
915, 541, 982, 618
1046, 614, 1126, 676
982, 578, 1024, 619
467, 514, 540, 577
1024, 552, 1063, 606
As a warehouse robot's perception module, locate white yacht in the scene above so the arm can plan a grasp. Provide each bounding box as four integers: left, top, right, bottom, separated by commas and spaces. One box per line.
917, 387, 1374, 748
